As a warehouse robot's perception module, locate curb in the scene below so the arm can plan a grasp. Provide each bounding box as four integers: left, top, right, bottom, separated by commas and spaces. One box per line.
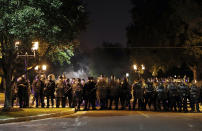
0, 109, 75, 124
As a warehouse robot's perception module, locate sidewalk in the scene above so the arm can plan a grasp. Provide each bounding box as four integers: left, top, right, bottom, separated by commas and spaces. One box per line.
0, 108, 75, 124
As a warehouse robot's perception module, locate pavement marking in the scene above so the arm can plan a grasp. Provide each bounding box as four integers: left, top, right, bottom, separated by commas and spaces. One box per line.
137, 111, 150, 118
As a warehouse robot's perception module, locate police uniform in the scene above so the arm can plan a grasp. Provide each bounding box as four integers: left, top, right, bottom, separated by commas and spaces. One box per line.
190, 84, 200, 112
32, 78, 45, 108
46, 79, 55, 108
109, 77, 119, 110
168, 83, 180, 111
178, 83, 189, 112
120, 78, 131, 110
72, 79, 83, 110
96, 77, 108, 110
144, 82, 155, 110
156, 83, 168, 111
56, 78, 64, 108
133, 81, 144, 110
17, 77, 29, 108
63, 79, 73, 108
89, 78, 97, 110
83, 79, 91, 110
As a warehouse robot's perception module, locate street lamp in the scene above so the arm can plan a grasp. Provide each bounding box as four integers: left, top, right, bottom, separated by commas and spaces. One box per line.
15, 41, 20, 49
133, 64, 137, 71
126, 73, 129, 78
35, 64, 47, 75
133, 64, 145, 79
141, 64, 145, 70
16, 41, 39, 80
42, 65, 47, 71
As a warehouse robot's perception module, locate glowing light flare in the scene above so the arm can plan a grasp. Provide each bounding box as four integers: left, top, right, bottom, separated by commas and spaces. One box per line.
32, 41, 39, 51
141, 64, 145, 70
15, 41, 20, 48
42, 65, 47, 71
126, 73, 129, 77
133, 64, 137, 71
35, 65, 39, 71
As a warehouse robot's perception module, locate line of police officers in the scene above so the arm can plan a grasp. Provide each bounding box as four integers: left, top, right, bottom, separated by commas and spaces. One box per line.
14, 74, 202, 112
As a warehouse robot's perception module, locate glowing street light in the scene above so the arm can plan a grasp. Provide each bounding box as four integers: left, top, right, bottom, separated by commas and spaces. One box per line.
141, 64, 145, 70
133, 64, 145, 79
35, 64, 47, 75
32, 41, 39, 51
133, 64, 137, 71
16, 41, 39, 80
15, 41, 20, 48
34, 65, 39, 71
126, 73, 129, 77
42, 65, 47, 71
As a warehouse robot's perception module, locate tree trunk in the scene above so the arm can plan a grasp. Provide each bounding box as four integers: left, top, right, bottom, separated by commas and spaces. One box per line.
3, 71, 13, 110
193, 68, 197, 82
189, 65, 197, 82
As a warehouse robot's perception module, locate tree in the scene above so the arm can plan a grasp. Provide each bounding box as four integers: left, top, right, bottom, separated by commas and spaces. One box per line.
127, 0, 202, 80
0, 0, 88, 110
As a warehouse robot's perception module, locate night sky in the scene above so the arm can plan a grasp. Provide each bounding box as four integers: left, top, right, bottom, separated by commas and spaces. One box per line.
80, 0, 132, 49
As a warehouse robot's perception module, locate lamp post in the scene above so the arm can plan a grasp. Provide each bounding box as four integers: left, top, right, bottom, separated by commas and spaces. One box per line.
133, 64, 145, 79
16, 41, 39, 80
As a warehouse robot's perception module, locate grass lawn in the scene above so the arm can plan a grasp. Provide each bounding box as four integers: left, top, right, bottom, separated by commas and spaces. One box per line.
0, 108, 73, 119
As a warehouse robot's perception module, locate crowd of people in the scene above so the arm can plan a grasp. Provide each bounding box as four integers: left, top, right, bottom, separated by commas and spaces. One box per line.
13, 74, 202, 112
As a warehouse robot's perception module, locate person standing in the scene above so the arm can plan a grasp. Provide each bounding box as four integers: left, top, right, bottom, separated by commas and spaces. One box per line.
45, 74, 56, 108
56, 76, 65, 108
132, 80, 144, 110
96, 75, 108, 110
156, 82, 168, 111
89, 77, 97, 110
83, 77, 91, 110
121, 77, 131, 110
190, 83, 200, 112
109, 75, 119, 110
32, 75, 45, 108
17, 76, 28, 108
178, 82, 189, 112
63, 78, 73, 108
168, 82, 179, 112
73, 78, 83, 111
144, 81, 155, 111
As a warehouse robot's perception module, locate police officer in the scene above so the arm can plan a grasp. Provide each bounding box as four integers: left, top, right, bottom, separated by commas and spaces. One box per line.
132, 80, 144, 110
178, 82, 189, 112
74, 78, 83, 111
97, 75, 108, 110
120, 77, 131, 110
63, 78, 73, 108
83, 77, 91, 110
17, 76, 29, 108
32, 75, 45, 108
89, 77, 97, 110
45, 74, 56, 108
156, 82, 168, 111
56, 76, 64, 108
109, 75, 119, 110
190, 83, 200, 112
168, 82, 180, 112
144, 81, 155, 111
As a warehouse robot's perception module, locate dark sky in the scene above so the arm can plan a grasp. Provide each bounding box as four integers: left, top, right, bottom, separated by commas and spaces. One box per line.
80, 0, 132, 49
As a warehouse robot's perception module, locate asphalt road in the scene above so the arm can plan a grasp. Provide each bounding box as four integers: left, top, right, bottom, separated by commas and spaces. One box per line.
1, 111, 202, 131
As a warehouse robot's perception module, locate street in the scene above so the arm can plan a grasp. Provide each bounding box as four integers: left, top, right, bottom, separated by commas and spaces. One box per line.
1, 111, 202, 131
